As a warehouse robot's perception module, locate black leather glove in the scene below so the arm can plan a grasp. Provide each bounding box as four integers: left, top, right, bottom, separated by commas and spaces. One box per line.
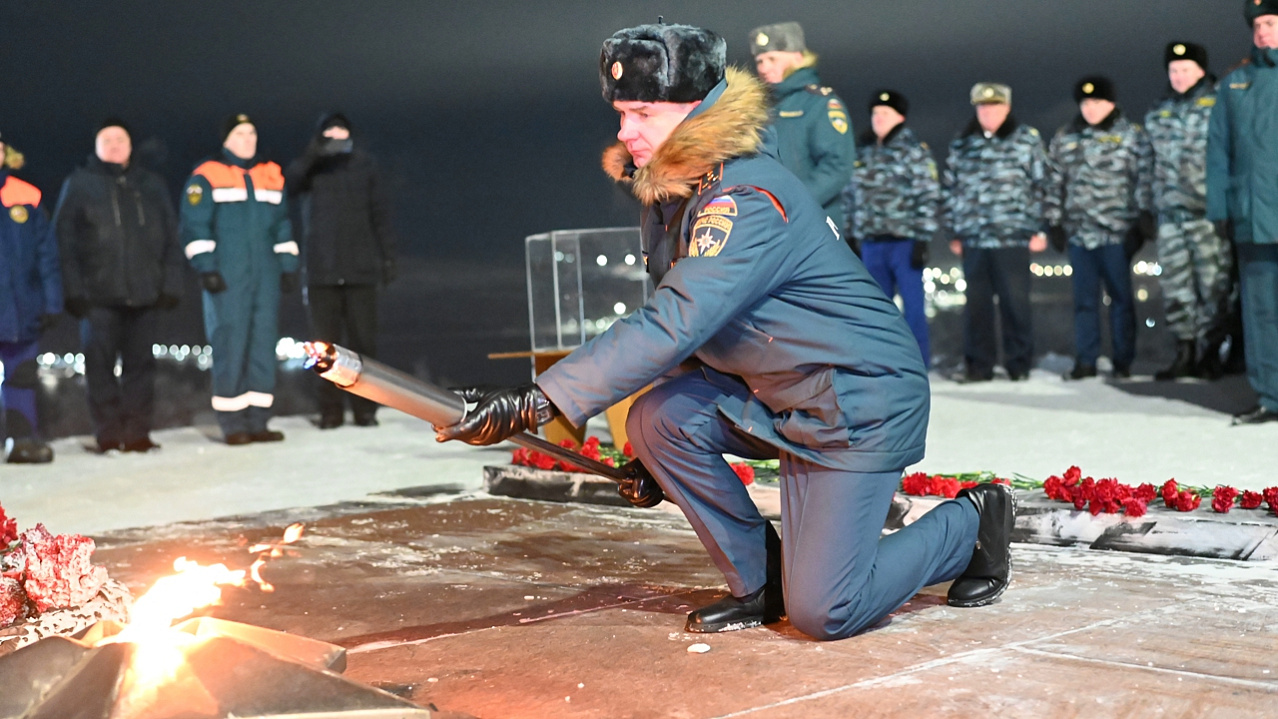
910, 240, 930, 269
280, 272, 298, 294
383, 259, 397, 285
1138, 211, 1157, 242
617, 458, 665, 508
1123, 225, 1145, 259
38, 314, 58, 332
1213, 220, 1233, 242
435, 384, 556, 446
64, 296, 91, 319
156, 293, 180, 310
1047, 225, 1068, 253
201, 272, 228, 294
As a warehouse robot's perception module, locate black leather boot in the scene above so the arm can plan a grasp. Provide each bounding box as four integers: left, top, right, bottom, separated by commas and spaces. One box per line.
686, 522, 785, 632
947, 484, 1016, 608
1154, 340, 1198, 381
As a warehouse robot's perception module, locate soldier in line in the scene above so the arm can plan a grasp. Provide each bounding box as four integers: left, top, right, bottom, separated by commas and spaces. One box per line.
1141, 42, 1234, 381
942, 83, 1051, 383
749, 22, 855, 239
1208, 1, 1278, 425
843, 90, 940, 367
1045, 77, 1152, 381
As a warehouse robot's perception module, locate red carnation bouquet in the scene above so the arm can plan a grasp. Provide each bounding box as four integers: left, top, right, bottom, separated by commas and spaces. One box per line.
511, 437, 756, 485
1, 504, 109, 628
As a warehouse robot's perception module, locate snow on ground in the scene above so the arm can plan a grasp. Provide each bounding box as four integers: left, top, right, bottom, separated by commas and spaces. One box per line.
1, 369, 1271, 536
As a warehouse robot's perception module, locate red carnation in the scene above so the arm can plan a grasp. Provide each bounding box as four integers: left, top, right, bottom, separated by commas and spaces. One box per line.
1240, 490, 1263, 510
1123, 498, 1148, 518
1134, 483, 1157, 503
992, 477, 1012, 486
1064, 466, 1082, 484
1175, 490, 1201, 512
1212, 486, 1240, 514
933, 476, 961, 498
902, 473, 930, 496
731, 463, 755, 486
0, 504, 17, 547
622, 441, 635, 458
1161, 479, 1179, 506
1263, 487, 1278, 514
1043, 476, 1064, 500
530, 451, 557, 470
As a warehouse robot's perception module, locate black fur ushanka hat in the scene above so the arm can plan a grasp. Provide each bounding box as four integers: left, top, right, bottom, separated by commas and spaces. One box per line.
600, 24, 727, 104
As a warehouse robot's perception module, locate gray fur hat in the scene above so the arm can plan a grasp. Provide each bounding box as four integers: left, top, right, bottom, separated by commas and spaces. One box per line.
600, 24, 727, 104
749, 22, 806, 56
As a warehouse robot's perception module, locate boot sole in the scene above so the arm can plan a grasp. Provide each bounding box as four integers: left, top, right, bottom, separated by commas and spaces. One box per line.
948, 485, 1017, 608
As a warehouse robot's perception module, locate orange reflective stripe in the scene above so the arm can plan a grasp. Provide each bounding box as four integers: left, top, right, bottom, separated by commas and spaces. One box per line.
249, 162, 284, 191
192, 161, 246, 189
0, 177, 41, 208
749, 186, 788, 222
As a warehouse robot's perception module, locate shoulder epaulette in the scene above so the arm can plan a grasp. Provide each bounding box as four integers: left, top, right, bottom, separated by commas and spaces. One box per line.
804, 84, 834, 96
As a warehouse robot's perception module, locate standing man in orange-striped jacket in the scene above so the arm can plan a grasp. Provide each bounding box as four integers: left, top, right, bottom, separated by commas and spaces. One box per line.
180, 114, 297, 445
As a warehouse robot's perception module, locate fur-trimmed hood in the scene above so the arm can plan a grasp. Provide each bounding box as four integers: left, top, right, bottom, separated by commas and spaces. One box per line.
602, 66, 770, 206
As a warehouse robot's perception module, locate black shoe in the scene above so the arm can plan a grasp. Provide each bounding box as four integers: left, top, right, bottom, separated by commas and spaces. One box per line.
122, 437, 161, 453
1155, 340, 1198, 381
6, 438, 54, 464
225, 432, 254, 446
317, 414, 344, 430
354, 415, 379, 427
250, 430, 285, 443
686, 523, 784, 633
1064, 363, 1096, 380
953, 369, 993, 384
1197, 345, 1224, 381
1232, 406, 1278, 426
1007, 370, 1029, 381
1111, 366, 1131, 380
948, 483, 1016, 608
94, 438, 123, 454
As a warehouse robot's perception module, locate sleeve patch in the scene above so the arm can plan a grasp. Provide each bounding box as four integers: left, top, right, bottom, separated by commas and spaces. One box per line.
699, 195, 738, 217
689, 215, 733, 258
186, 184, 204, 206
829, 109, 849, 134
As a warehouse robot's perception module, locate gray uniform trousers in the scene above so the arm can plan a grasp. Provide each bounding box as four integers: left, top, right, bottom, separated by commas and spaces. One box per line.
1156, 217, 1232, 342
626, 368, 978, 640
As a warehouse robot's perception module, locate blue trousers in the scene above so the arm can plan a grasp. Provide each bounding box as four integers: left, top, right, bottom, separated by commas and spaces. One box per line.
0, 339, 40, 440
1068, 243, 1135, 370
962, 245, 1034, 377
204, 272, 281, 436
1237, 243, 1278, 412
626, 370, 978, 640
862, 237, 930, 368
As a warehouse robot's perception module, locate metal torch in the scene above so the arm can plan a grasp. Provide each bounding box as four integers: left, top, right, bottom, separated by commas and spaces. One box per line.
301, 342, 663, 507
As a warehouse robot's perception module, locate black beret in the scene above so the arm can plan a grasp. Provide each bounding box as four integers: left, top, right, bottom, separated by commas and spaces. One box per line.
97, 117, 132, 139
868, 89, 908, 116
222, 113, 254, 141
1165, 41, 1208, 70
1074, 76, 1116, 103
601, 24, 727, 103
1245, 0, 1278, 24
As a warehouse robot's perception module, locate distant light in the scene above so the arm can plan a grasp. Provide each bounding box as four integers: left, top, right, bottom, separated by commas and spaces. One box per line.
596, 255, 608, 267
624, 254, 637, 266
1136, 288, 1149, 302
613, 302, 627, 314
1146, 318, 1156, 328
954, 279, 967, 292
1044, 266, 1054, 277
1063, 265, 1073, 277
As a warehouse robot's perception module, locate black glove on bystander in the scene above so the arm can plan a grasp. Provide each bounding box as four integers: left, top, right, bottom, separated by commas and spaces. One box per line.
910, 240, 930, 269
1047, 225, 1068, 253
846, 236, 861, 258
64, 297, 91, 319
280, 272, 298, 294
436, 384, 556, 446
200, 272, 228, 294
1213, 220, 1233, 243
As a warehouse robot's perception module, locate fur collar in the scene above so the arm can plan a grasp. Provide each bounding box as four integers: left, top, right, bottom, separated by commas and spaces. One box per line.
859, 122, 907, 148
602, 67, 770, 206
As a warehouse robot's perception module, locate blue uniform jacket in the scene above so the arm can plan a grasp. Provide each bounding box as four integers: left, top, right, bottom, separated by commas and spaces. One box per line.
1, 173, 62, 343
537, 68, 929, 473
1208, 46, 1278, 245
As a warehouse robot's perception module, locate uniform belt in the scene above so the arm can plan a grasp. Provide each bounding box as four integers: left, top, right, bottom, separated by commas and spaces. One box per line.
1159, 209, 1205, 224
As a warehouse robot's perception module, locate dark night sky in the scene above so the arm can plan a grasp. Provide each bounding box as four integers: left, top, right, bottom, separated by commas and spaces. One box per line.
2, 1, 1252, 266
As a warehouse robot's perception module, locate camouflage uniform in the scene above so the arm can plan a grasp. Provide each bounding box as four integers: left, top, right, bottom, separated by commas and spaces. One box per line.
1045, 110, 1147, 372
845, 126, 940, 241
843, 125, 940, 366
1141, 78, 1232, 345
942, 117, 1051, 379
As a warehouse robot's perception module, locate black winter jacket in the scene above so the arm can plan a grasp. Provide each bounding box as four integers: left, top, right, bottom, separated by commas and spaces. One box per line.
52, 157, 183, 306
285, 148, 396, 286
